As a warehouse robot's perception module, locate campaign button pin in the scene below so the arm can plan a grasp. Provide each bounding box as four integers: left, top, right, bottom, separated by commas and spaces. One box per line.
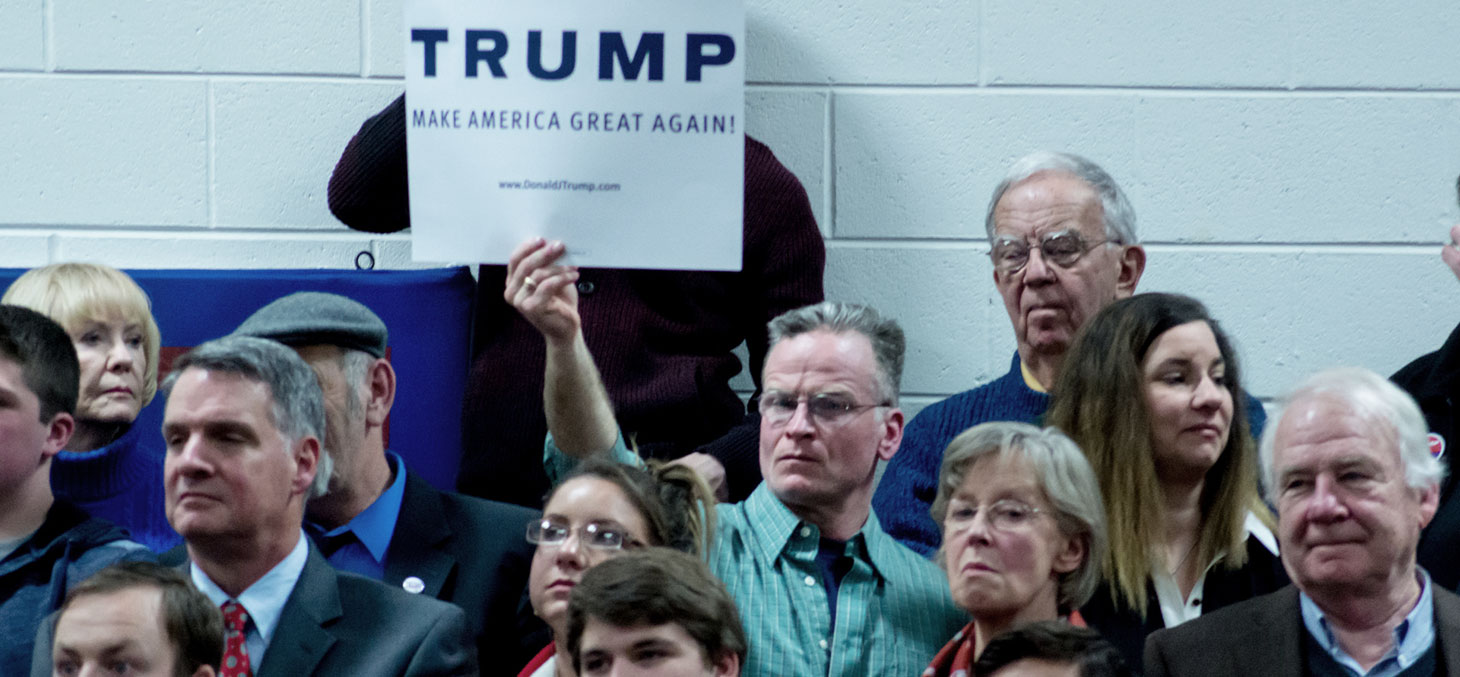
403, 576, 426, 594
1429, 433, 1446, 460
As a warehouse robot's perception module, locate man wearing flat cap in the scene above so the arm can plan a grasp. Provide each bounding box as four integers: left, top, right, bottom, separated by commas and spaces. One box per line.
234, 291, 548, 668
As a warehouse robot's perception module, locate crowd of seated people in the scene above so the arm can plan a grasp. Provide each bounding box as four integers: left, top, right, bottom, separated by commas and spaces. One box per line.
4, 117, 1460, 677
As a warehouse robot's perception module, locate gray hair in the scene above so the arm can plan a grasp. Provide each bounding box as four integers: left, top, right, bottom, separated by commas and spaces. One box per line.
164, 336, 334, 498
766, 302, 905, 407
339, 347, 374, 421
1259, 367, 1445, 502
984, 151, 1138, 245
931, 421, 1107, 612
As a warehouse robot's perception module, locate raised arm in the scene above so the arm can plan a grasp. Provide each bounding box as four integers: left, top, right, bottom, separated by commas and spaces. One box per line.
506, 238, 618, 457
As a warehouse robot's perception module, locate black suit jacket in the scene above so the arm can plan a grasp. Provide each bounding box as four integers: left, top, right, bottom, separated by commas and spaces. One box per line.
1145, 584, 1460, 676
378, 470, 549, 671
1392, 320, 1460, 589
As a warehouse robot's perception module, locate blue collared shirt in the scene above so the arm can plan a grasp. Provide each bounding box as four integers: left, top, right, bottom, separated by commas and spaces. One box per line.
307, 452, 408, 580
1299, 570, 1436, 677
191, 531, 310, 668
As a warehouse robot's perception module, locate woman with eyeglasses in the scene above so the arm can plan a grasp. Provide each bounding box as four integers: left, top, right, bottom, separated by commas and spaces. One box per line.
520, 456, 716, 677
923, 421, 1107, 676
1044, 293, 1285, 669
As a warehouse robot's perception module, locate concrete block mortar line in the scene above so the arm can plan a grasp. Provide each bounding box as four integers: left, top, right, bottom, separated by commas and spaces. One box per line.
822, 239, 1448, 255
808, 83, 1460, 97
15, 70, 383, 83
0, 224, 364, 235
46, 233, 59, 263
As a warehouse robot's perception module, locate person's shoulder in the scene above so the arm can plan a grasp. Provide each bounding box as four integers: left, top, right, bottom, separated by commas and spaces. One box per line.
1431, 583, 1460, 625
907, 377, 1016, 431
325, 570, 476, 674
416, 476, 541, 525
47, 505, 152, 567
335, 568, 466, 622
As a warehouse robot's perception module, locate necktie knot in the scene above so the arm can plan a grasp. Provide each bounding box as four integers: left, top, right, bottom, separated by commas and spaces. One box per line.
221, 600, 249, 632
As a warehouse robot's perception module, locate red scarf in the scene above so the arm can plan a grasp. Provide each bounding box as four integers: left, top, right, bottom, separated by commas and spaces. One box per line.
922, 612, 1086, 677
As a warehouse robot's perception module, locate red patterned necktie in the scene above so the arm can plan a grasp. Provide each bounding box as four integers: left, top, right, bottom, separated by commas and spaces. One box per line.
220, 600, 254, 677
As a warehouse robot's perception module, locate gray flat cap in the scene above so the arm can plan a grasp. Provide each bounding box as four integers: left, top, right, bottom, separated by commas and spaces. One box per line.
233, 291, 388, 358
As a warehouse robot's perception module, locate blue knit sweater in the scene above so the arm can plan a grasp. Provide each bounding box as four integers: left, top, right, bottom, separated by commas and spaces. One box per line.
874, 354, 1049, 557
51, 420, 180, 552
873, 353, 1267, 557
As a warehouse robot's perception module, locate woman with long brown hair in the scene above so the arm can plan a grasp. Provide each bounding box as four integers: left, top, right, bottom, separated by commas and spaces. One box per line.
1045, 292, 1285, 668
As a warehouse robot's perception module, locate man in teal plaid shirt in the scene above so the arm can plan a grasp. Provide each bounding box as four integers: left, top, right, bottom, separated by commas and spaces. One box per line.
511, 238, 966, 677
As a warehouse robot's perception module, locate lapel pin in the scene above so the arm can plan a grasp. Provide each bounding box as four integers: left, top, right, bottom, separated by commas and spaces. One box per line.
402, 576, 426, 594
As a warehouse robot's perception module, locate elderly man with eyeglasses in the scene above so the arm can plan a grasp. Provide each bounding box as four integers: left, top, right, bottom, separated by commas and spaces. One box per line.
874, 152, 1165, 558
508, 241, 966, 677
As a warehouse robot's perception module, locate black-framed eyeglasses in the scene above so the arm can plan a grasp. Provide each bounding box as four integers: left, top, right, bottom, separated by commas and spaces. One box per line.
758, 391, 890, 426
944, 499, 1045, 532
990, 230, 1115, 275
525, 519, 642, 551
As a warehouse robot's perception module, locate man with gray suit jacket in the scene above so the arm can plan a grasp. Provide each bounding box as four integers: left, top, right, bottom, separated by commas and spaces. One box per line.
1146, 367, 1460, 677
232, 291, 547, 667
161, 336, 475, 676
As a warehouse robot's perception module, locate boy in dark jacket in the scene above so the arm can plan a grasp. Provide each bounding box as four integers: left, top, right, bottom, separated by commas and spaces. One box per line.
0, 305, 149, 675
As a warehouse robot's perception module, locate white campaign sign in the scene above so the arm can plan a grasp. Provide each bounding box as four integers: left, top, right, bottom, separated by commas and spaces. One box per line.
403, 0, 745, 271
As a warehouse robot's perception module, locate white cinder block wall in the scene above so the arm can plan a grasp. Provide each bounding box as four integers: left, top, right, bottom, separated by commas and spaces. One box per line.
3, 2, 1459, 414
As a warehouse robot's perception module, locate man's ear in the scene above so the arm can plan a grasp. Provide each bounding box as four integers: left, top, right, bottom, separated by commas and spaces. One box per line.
1115, 244, 1146, 298
191, 665, 217, 677
877, 408, 905, 463
1418, 481, 1441, 529
41, 411, 75, 461
712, 649, 741, 677
363, 359, 396, 428
291, 435, 321, 496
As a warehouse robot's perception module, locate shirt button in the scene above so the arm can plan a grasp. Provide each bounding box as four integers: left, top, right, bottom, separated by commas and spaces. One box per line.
576, 280, 597, 295
819, 639, 829, 650
799, 526, 812, 538
804, 575, 816, 587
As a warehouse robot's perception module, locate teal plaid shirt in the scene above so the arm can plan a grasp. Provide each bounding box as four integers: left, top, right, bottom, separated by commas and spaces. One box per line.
546, 434, 969, 676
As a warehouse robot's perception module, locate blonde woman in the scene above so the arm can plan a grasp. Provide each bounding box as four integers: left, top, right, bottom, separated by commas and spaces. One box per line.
4, 263, 175, 551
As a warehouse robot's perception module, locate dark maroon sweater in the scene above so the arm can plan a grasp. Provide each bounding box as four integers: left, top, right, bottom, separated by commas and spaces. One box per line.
327, 95, 825, 506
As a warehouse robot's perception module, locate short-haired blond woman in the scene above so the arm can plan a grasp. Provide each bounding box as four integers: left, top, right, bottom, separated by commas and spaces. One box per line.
4, 262, 175, 551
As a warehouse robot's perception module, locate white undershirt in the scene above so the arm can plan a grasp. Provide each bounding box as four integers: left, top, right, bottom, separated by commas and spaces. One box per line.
1151, 512, 1278, 628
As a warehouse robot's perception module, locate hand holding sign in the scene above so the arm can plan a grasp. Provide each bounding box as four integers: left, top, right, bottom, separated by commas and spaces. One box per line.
506, 238, 581, 346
